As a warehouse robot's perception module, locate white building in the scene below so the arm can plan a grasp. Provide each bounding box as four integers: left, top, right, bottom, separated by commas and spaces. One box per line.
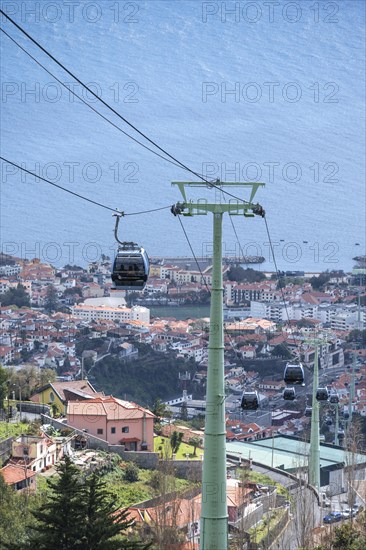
0, 264, 21, 276
71, 304, 150, 324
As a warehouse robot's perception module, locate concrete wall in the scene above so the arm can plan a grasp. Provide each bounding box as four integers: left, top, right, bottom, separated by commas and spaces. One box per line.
108, 445, 159, 469
162, 459, 202, 481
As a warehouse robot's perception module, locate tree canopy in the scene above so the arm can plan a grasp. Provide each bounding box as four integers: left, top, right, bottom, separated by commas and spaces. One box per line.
1, 284, 30, 308
24, 457, 149, 550
227, 266, 266, 283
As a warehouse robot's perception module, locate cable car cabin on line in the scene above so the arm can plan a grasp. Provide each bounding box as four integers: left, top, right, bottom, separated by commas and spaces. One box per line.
241, 391, 259, 411
283, 387, 296, 401
284, 363, 305, 386
111, 245, 149, 291
329, 393, 339, 404
316, 387, 329, 402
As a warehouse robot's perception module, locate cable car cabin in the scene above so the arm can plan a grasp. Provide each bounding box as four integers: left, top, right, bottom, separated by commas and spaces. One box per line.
111, 245, 149, 291
316, 387, 329, 402
343, 410, 350, 419
241, 391, 259, 411
326, 417, 332, 426
305, 406, 312, 417
329, 393, 339, 404
283, 387, 296, 401
283, 363, 305, 386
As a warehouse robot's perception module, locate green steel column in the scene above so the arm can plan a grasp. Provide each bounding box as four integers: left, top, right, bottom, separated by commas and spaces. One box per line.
334, 404, 339, 446
349, 354, 356, 420
309, 345, 320, 490
200, 212, 228, 550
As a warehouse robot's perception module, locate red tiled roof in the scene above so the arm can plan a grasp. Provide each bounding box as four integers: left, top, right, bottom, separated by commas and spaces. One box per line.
1, 464, 36, 485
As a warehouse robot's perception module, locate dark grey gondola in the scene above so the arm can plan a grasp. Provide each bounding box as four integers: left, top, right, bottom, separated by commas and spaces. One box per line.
283, 387, 296, 401
316, 387, 329, 401
284, 362, 305, 385
329, 392, 339, 404
111, 213, 149, 291
241, 391, 259, 411
111, 244, 149, 291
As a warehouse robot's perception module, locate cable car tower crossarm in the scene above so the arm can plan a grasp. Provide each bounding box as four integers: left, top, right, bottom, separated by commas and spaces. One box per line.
171, 180, 265, 550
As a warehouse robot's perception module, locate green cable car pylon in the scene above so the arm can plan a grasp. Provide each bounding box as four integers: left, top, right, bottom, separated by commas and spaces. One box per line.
309, 344, 321, 490
171, 180, 265, 550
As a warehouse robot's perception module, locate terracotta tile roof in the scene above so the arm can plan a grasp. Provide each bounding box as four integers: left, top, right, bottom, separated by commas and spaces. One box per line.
67, 395, 154, 421
1, 464, 36, 485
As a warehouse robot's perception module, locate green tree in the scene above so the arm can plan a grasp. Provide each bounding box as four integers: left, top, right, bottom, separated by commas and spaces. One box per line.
1, 284, 30, 308
81, 472, 149, 549
227, 266, 266, 283
0, 473, 41, 548
270, 344, 292, 359
347, 329, 366, 345
180, 401, 188, 421
170, 431, 183, 454
123, 462, 140, 483
309, 271, 332, 290
44, 284, 59, 313
151, 398, 170, 422
27, 456, 85, 549
0, 364, 9, 410
188, 436, 200, 456
26, 458, 148, 550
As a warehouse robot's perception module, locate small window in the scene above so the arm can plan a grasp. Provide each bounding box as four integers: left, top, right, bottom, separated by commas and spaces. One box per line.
49, 392, 54, 402
97, 429, 103, 435
111, 427, 116, 434
23, 447, 29, 456
122, 427, 129, 433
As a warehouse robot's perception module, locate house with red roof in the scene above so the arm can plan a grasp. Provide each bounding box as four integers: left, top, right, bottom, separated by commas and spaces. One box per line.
67, 396, 155, 451
1, 463, 37, 492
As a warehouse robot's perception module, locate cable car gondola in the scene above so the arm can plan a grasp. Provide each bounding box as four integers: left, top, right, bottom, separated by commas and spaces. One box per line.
305, 406, 312, 417
326, 417, 332, 426
241, 391, 259, 411
111, 213, 149, 291
283, 387, 296, 401
284, 362, 305, 385
316, 387, 329, 402
343, 410, 350, 420
329, 392, 339, 404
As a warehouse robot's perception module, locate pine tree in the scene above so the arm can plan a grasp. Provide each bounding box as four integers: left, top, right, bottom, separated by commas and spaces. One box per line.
23, 458, 150, 550
80, 472, 149, 549
44, 284, 59, 313
27, 456, 85, 549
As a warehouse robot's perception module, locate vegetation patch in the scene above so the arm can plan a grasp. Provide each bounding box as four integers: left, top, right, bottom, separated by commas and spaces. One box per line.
154, 435, 203, 460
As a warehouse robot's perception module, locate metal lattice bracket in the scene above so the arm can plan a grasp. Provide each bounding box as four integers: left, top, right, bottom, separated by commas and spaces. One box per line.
171, 181, 265, 217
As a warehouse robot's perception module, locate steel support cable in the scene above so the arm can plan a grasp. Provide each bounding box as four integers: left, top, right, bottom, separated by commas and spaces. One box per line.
263, 216, 298, 359
0, 11, 256, 205
0, 157, 171, 216
0, 27, 187, 172
176, 215, 250, 374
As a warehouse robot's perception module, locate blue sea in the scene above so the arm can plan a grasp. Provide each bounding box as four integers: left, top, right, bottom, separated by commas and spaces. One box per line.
1, 0, 365, 272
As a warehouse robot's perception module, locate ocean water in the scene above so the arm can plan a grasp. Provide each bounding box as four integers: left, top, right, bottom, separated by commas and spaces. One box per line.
1, 0, 365, 272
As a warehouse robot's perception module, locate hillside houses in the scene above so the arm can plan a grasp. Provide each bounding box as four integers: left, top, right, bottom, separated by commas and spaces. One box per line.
0, 252, 365, 428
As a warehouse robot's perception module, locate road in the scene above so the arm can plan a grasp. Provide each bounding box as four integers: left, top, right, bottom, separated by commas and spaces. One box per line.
251, 464, 321, 550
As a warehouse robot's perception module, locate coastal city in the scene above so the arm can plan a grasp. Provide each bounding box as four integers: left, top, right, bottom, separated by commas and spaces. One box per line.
0, 251, 365, 548
1, 1, 365, 548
